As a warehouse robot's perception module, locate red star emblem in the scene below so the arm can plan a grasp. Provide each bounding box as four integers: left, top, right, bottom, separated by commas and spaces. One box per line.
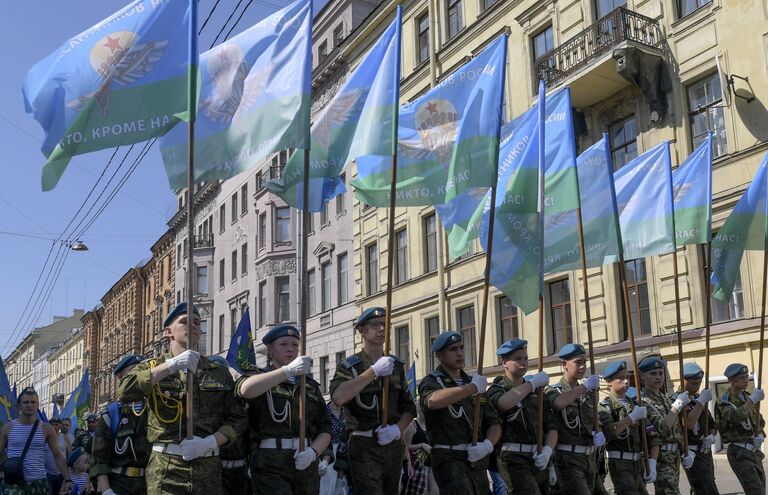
426, 101, 438, 114
104, 36, 121, 53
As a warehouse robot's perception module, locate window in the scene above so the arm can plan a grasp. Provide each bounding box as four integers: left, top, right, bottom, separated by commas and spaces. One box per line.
333, 24, 344, 48
196, 265, 208, 296
610, 117, 638, 170
218, 259, 225, 289
417, 13, 429, 64
710, 260, 744, 323
335, 351, 346, 366
483, 0, 498, 10
219, 204, 226, 233
395, 229, 409, 285
320, 201, 329, 226
176, 244, 182, 268
424, 214, 437, 273
308, 269, 316, 316
688, 73, 727, 158
366, 243, 379, 296
335, 174, 346, 215
199, 319, 208, 355
319, 41, 328, 64
595, 0, 626, 18
259, 213, 267, 250
276, 277, 290, 322
337, 253, 349, 305
276, 207, 291, 243
320, 356, 329, 393
241, 244, 248, 275
624, 259, 651, 336
533, 26, 554, 63
231, 251, 238, 280
230, 307, 238, 334
218, 314, 225, 350
456, 306, 477, 369
321, 262, 332, 312
454, 238, 475, 261
446, 0, 463, 39
258, 282, 267, 327
241, 184, 248, 214
231, 193, 238, 223
498, 296, 519, 342
396, 325, 410, 369
549, 279, 572, 353
255, 171, 264, 191
678, 0, 710, 18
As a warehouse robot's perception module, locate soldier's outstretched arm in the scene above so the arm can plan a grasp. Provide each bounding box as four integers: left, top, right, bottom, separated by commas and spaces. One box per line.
236, 369, 288, 399
423, 383, 477, 410
331, 366, 376, 406
551, 384, 588, 411
495, 382, 535, 412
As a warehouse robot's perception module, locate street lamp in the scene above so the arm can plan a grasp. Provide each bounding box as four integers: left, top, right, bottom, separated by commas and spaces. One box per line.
70, 240, 88, 252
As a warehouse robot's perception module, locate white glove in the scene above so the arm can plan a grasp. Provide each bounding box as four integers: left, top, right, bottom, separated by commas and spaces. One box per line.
166, 350, 200, 374
375, 424, 401, 445
753, 434, 765, 450
294, 447, 317, 470
644, 458, 657, 483
583, 375, 600, 392
317, 459, 330, 476
701, 434, 715, 450
672, 392, 691, 412
371, 356, 395, 378
592, 431, 606, 448
525, 371, 550, 390
628, 406, 647, 423
470, 374, 488, 395
283, 356, 312, 379
750, 389, 765, 404
180, 434, 218, 461
696, 389, 713, 405
548, 464, 557, 486
102, 490, 116, 495
533, 445, 553, 470
682, 450, 695, 470
467, 439, 494, 462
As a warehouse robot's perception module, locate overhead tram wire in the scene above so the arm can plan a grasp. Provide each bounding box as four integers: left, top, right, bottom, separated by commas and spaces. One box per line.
210, 0, 247, 46
199, 0, 223, 34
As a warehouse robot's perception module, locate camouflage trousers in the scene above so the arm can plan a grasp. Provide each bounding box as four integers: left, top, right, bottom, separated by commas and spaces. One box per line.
727, 443, 766, 495
683, 448, 719, 495
654, 450, 680, 495
222, 465, 250, 495
554, 450, 596, 495
498, 451, 549, 494
347, 434, 404, 495
2, 478, 48, 495
607, 458, 648, 495
430, 448, 490, 495
146, 451, 223, 495
251, 448, 319, 495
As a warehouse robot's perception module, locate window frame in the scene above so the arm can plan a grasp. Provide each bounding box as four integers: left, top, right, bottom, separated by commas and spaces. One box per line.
366, 243, 379, 296
240, 184, 248, 215
548, 279, 573, 354
446, 0, 463, 40
396, 325, 410, 369
395, 229, 409, 285
321, 261, 332, 312
609, 116, 638, 171
276, 276, 291, 323
424, 214, 438, 273
337, 252, 348, 305
687, 72, 727, 158
275, 207, 291, 244
497, 296, 519, 343
456, 306, 477, 369
417, 13, 430, 64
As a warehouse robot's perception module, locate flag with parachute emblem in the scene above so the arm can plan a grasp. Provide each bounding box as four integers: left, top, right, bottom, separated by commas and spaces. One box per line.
267, 7, 402, 211
0, 357, 15, 426
61, 369, 91, 429
672, 133, 713, 247
226, 308, 258, 373
23, 0, 197, 191
160, 0, 312, 189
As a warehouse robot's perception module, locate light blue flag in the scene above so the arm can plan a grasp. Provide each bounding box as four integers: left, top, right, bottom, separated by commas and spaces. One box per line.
52, 401, 60, 419
672, 133, 713, 246
711, 152, 768, 302
267, 7, 402, 211
226, 308, 258, 373
406, 362, 416, 399
613, 142, 675, 260
61, 369, 91, 429
0, 357, 15, 426
23, 0, 196, 191
352, 34, 507, 207
160, 0, 312, 189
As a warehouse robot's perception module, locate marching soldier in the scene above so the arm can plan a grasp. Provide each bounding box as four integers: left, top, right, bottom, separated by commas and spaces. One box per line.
486, 338, 555, 494
638, 356, 693, 495
330, 307, 417, 495
117, 302, 247, 495
73, 412, 98, 455
597, 360, 648, 495
672, 362, 718, 494
545, 343, 605, 495
91, 354, 151, 495
716, 362, 766, 495
234, 325, 331, 495
418, 331, 501, 494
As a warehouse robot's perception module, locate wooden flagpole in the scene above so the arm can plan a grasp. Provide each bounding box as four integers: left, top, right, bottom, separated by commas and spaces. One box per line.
671, 247, 690, 452
703, 241, 712, 435
380, 153, 398, 425
299, 150, 310, 450
755, 248, 767, 434
536, 296, 545, 453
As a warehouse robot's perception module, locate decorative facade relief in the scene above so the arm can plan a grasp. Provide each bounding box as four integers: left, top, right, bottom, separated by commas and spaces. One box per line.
256, 258, 297, 280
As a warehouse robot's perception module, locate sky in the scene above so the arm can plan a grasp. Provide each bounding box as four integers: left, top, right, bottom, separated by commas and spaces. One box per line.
0, 0, 318, 359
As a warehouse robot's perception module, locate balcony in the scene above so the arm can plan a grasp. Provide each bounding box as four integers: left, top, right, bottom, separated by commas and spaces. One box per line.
534, 7, 664, 107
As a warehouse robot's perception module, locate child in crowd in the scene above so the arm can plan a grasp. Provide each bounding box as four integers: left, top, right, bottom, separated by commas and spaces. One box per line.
66, 447, 93, 495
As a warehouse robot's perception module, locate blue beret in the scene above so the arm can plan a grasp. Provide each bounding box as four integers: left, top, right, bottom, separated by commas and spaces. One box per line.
558, 343, 587, 360
114, 354, 143, 375
725, 363, 749, 379
163, 302, 200, 328
496, 339, 528, 356
207, 355, 229, 368
626, 387, 638, 400
638, 357, 666, 373
356, 307, 386, 327
67, 447, 85, 467
262, 325, 300, 345
683, 362, 704, 379
85, 413, 98, 422
432, 331, 462, 353
602, 360, 627, 380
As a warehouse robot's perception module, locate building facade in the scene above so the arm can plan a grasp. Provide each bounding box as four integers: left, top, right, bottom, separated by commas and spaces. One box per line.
81, 305, 102, 405
31, 349, 52, 416
48, 328, 85, 415
142, 229, 177, 357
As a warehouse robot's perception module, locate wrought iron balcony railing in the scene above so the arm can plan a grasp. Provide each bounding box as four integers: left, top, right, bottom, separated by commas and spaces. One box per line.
534, 7, 663, 90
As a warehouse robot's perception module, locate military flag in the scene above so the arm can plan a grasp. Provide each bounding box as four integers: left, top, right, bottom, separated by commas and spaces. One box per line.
267, 7, 402, 211
406, 362, 416, 399
0, 357, 15, 426
226, 307, 258, 373
61, 369, 91, 429
352, 34, 507, 208
160, 0, 312, 189
53, 401, 60, 419
672, 133, 713, 246
23, 0, 198, 191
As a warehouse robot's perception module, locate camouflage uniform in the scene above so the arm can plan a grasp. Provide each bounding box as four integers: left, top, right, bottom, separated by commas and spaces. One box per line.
642, 390, 683, 495
418, 366, 500, 495
236, 370, 331, 495
118, 354, 247, 495
72, 430, 95, 455
91, 399, 151, 495
329, 352, 416, 495
2, 479, 49, 495
671, 390, 718, 494
716, 386, 766, 495
598, 391, 648, 495
545, 378, 599, 495
219, 426, 251, 495
487, 375, 554, 494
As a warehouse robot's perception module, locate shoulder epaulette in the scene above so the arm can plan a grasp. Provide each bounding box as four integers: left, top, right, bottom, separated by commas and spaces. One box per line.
721, 392, 730, 402
389, 354, 404, 365
492, 375, 505, 385
551, 383, 563, 390
427, 369, 446, 379
341, 356, 361, 369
